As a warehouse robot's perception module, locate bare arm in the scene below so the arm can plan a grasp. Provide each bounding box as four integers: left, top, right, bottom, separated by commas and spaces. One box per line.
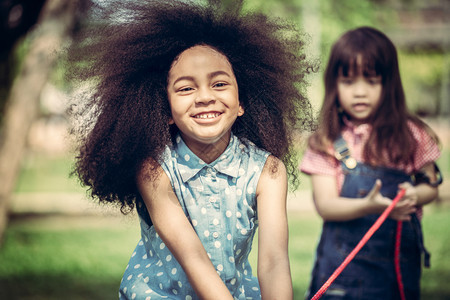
311, 175, 416, 222
137, 162, 233, 300
256, 156, 293, 300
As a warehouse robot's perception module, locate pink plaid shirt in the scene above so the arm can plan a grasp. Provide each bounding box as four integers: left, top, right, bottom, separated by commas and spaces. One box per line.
300, 119, 441, 194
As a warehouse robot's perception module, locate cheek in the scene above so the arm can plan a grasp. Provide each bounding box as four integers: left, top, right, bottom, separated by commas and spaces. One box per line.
373, 87, 383, 105
336, 85, 345, 99
336, 88, 348, 105
167, 98, 183, 125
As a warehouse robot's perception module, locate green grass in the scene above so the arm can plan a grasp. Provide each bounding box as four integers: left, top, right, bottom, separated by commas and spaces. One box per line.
14, 153, 84, 193
6, 141, 449, 299
0, 215, 140, 300
420, 204, 450, 299
1, 207, 449, 299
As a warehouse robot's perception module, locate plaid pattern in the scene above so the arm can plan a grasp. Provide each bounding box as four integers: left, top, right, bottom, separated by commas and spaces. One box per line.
300, 119, 441, 194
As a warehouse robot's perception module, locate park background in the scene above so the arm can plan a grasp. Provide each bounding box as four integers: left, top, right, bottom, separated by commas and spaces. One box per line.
0, 0, 449, 299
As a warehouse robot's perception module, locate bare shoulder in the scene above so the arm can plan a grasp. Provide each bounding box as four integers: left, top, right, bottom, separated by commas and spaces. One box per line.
257, 155, 287, 197
136, 157, 169, 193
261, 155, 287, 178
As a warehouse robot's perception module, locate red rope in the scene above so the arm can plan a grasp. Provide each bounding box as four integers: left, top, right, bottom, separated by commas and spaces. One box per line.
311, 189, 406, 300
395, 221, 406, 300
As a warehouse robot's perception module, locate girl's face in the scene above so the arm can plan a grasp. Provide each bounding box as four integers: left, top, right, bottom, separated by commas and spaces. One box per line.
337, 59, 382, 125
167, 45, 243, 154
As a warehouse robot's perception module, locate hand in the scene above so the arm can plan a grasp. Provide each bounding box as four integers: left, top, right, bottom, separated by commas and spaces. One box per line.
365, 180, 416, 221
388, 182, 418, 221
365, 179, 391, 210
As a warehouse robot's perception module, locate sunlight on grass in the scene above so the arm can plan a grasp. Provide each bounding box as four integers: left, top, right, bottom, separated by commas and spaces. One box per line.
0, 213, 323, 299
0, 215, 140, 299
2, 208, 448, 299
6, 132, 450, 299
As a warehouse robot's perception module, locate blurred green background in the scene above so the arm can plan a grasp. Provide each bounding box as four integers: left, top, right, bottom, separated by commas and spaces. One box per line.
1, 0, 449, 299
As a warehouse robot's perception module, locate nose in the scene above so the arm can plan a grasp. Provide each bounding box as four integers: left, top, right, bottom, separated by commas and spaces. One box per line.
353, 80, 368, 97
195, 87, 215, 105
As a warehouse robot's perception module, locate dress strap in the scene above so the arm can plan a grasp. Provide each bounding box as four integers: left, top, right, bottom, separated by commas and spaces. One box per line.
333, 135, 357, 169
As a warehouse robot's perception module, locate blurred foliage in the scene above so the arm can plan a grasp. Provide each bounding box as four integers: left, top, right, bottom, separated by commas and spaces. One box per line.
14, 154, 83, 193
399, 51, 444, 115
0, 0, 47, 123
239, 0, 448, 116
2, 0, 448, 118
49, 52, 70, 91
242, 0, 387, 56
0, 36, 31, 123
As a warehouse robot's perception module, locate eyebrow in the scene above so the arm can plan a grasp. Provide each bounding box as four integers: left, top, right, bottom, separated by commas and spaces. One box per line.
171, 70, 232, 86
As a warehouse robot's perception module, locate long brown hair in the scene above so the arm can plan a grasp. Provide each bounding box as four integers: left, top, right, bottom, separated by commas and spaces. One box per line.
309, 26, 438, 167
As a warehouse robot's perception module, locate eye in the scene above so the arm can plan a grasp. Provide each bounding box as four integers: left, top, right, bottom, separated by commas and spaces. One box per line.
213, 82, 228, 88
177, 87, 194, 93
367, 77, 382, 85
339, 77, 354, 85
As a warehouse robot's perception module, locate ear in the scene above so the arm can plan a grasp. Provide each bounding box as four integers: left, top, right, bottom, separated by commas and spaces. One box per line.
168, 117, 175, 125
238, 105, 244, 117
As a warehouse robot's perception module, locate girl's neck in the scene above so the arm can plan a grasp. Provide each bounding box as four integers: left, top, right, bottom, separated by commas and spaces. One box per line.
180, 133, 231, 164
343, 116, 371, 128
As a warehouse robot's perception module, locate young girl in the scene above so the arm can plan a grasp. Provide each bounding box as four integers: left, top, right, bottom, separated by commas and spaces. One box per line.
300, 27, 442, 299
68, 1, 313, 299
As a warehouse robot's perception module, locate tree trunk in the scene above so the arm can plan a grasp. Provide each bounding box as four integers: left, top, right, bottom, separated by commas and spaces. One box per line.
0, 0, 80, 244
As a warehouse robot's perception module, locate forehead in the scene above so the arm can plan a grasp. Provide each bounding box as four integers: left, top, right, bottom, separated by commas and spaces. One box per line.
169, 45, 233, 75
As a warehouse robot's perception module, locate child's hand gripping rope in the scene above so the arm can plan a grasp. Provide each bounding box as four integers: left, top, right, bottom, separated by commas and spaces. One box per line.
311, 188, 407, 300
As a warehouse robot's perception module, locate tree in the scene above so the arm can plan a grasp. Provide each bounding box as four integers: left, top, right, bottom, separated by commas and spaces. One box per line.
0, 0, 47, 121
0, 0, 85, 244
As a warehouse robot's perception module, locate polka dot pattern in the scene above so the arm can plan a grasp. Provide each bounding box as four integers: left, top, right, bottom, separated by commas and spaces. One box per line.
120, 133, 268, 299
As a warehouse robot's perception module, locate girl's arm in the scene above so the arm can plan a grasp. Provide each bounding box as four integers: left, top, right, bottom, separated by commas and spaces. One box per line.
311, 174, 416, 221
256, 156, 293, 300
137, 162, 233, 300
399, 162, 439, 207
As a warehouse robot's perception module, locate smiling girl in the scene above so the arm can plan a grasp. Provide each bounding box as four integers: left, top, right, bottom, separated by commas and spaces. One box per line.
68, 1, 313, 299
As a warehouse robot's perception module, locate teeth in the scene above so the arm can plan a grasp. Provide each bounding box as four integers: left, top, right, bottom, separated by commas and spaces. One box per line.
195, 113, 221, 119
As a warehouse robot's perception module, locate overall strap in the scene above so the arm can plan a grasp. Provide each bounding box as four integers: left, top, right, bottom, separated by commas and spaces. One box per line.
334, 136, 431, 269
333, 135, 357, 169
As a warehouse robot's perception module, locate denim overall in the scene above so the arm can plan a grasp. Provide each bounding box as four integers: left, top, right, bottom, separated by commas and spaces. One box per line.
307, 137, 429, 300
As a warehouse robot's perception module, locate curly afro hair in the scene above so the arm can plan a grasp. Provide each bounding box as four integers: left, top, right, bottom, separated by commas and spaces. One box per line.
68, 0, 314, 213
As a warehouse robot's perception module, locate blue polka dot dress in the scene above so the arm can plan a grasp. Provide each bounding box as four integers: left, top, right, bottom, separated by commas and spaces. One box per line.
119, 133, 269, 299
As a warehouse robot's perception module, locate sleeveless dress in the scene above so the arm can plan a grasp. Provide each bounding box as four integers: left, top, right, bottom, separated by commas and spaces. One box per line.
119, 133, 269, 300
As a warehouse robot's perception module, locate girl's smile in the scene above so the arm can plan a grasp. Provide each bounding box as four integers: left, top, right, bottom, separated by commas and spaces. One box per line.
193, 111, 222, 120
167, 45, 244, 162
